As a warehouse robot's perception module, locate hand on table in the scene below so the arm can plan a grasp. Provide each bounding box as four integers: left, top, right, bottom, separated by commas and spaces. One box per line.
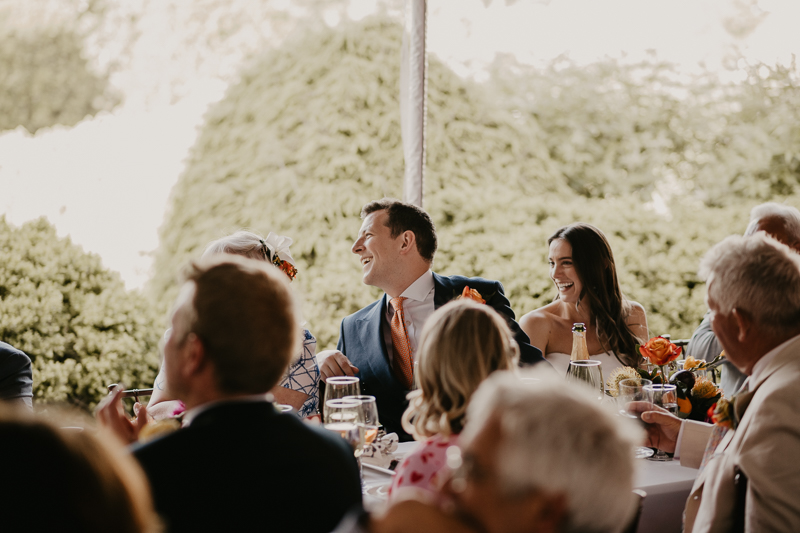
627, 400, 682, 453
318, 349, 359, 383
96, 385, 148, 444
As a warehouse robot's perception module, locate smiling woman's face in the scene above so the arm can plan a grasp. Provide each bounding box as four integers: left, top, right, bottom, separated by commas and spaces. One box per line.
549, 238, 583, 304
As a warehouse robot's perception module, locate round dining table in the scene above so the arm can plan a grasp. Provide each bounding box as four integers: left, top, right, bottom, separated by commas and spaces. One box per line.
363, 441, 698, 533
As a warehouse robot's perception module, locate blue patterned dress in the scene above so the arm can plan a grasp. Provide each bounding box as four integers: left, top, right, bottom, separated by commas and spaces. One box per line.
279, 329, 319, 417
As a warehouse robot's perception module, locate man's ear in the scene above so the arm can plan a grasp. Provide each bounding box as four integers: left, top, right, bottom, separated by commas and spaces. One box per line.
181, 333, 207, 377
398, 230, 417, 255
731, 308, 753, 343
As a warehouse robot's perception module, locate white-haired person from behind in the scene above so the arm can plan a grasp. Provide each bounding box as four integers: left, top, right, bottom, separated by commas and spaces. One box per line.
688, 201, 800, 396
147, 230, 319, 419
342, 370, 642, 533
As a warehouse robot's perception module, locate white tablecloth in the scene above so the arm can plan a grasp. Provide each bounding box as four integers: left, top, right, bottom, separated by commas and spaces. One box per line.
363, 442, 698, 533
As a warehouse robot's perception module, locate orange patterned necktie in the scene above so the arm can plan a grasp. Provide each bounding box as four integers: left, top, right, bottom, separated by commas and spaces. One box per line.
390, 297, 414, 389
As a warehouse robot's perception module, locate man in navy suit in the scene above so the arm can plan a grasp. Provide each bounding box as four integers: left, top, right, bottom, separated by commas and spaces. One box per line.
319, 199, 546, 440
98, 255, 361, 533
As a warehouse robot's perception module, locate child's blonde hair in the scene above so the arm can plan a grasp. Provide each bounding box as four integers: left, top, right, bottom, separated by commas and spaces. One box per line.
401, 299, 519, 439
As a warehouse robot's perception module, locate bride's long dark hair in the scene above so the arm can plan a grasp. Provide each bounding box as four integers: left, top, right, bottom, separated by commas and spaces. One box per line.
549, 223, 643, 366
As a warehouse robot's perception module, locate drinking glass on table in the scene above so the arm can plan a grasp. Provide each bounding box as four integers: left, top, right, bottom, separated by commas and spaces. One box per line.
344, 395, 380, 448
618, 378, 654, 459
566, 360, 604, 401
643, 383, 677, 462
323, 376, 361, 419
323, 398, 364, 457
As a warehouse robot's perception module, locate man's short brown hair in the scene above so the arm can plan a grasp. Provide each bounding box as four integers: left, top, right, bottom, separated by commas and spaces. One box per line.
361, 198, 437, 262
181, 254, 298, 395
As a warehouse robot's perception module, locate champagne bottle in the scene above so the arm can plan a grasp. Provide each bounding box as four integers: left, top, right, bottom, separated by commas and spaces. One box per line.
570, 323, 590, 361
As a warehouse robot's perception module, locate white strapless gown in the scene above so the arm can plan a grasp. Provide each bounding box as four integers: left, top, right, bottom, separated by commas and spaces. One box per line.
545, 351, 627, 381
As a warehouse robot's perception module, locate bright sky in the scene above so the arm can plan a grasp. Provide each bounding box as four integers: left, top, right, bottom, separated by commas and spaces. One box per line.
1, 0, 798, 290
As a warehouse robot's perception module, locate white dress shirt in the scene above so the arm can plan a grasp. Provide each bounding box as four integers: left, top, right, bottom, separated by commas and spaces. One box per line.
381, 270, 435, 366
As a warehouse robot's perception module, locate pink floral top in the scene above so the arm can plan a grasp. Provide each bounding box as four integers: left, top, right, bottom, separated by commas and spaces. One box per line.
389, 434, 459, 499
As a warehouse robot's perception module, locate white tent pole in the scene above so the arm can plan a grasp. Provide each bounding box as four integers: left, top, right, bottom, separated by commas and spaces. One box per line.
400, 0, 427, 208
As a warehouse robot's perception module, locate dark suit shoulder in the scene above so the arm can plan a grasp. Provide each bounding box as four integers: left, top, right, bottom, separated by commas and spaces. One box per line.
342, 298, 384, 324
133, 403, 362, 533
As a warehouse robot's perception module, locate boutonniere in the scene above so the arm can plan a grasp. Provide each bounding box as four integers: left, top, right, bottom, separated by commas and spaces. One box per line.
457, 286, 486, 304
709, 396, 738, 431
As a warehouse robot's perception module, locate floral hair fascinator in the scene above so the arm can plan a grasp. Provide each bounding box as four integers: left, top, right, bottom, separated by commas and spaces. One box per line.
259, 232, 298, 281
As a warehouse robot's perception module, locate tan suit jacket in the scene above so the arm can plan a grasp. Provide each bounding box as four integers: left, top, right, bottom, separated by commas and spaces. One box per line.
680, 334, 800, 532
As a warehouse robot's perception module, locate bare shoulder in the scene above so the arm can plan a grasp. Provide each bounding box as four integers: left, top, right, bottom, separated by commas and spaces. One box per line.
520, 302, 560, 353
625, 301, 649, 340
626, 301, 647, 322
519, 302, 560, 330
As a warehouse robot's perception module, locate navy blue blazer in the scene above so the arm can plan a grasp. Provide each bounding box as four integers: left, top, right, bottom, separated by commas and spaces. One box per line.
133, 402, 362, 533
336, 273, 545, 441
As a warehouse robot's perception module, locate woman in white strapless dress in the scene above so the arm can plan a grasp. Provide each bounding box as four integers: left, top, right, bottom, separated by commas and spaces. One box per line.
519, 223, 649, 379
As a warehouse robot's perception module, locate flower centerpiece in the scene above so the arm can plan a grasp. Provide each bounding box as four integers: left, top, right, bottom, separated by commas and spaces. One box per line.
607, 339, 725, 422
637, 336, 682, 383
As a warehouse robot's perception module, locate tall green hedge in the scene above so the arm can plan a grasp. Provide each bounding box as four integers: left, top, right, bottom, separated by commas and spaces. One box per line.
150, 17, 800, 351
0, 217, 161, 409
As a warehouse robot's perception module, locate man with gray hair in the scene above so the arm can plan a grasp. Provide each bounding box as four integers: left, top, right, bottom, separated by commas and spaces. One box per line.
688, 201, 800, 396
637, 233, 800, 532
345, 370, 641, 533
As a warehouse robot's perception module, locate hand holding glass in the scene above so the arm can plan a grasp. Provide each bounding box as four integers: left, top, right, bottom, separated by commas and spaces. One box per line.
643, 384, 677, 462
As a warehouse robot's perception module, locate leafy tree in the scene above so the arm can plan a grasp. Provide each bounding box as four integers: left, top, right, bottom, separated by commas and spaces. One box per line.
150, 15, 800, 356
0, 217, 161, 409
0, 23, 116, 133
149, 17, 565, 348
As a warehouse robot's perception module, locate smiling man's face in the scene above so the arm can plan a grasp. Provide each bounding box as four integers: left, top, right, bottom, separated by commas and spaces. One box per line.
351, 209, 405, 293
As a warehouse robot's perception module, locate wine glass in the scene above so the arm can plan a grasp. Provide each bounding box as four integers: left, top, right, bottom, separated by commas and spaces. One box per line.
323, 398, 364, 458
344, 395, 380, 449
643, 383, 678, 462
566, 360, 604, 401
618, 378, 654, 459
323, 376, 361, 419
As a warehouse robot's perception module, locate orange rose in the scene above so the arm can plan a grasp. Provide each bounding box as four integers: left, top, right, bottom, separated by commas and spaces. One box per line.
460, 286, 486, 304
638, 336, 682, 366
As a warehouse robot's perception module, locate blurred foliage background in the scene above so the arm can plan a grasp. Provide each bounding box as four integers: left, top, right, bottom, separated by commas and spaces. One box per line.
2, 3, 799, 409
0, 217, 160, 409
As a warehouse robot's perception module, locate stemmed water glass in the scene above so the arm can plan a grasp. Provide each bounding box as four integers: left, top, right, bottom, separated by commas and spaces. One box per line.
323, 398, 364, 458
643, 383, 678, 462
566, 360, 604, 401
323, 376, 361, 419
618, 378, 654, 459
344, 395, 380, 449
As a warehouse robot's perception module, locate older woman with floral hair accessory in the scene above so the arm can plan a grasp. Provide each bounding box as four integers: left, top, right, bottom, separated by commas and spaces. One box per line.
146, 230, 319, 419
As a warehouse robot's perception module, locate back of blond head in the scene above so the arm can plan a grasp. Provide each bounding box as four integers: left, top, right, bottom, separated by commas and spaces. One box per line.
401, 299, 519, 438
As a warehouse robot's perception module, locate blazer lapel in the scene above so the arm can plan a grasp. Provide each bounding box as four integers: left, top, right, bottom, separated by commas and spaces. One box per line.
355, 295, 398, 393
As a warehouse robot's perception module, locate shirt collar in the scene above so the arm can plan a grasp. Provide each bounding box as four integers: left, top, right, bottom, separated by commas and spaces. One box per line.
182, 393, 272, 427
392, 269, 434, 302
749, 333, 800, 388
